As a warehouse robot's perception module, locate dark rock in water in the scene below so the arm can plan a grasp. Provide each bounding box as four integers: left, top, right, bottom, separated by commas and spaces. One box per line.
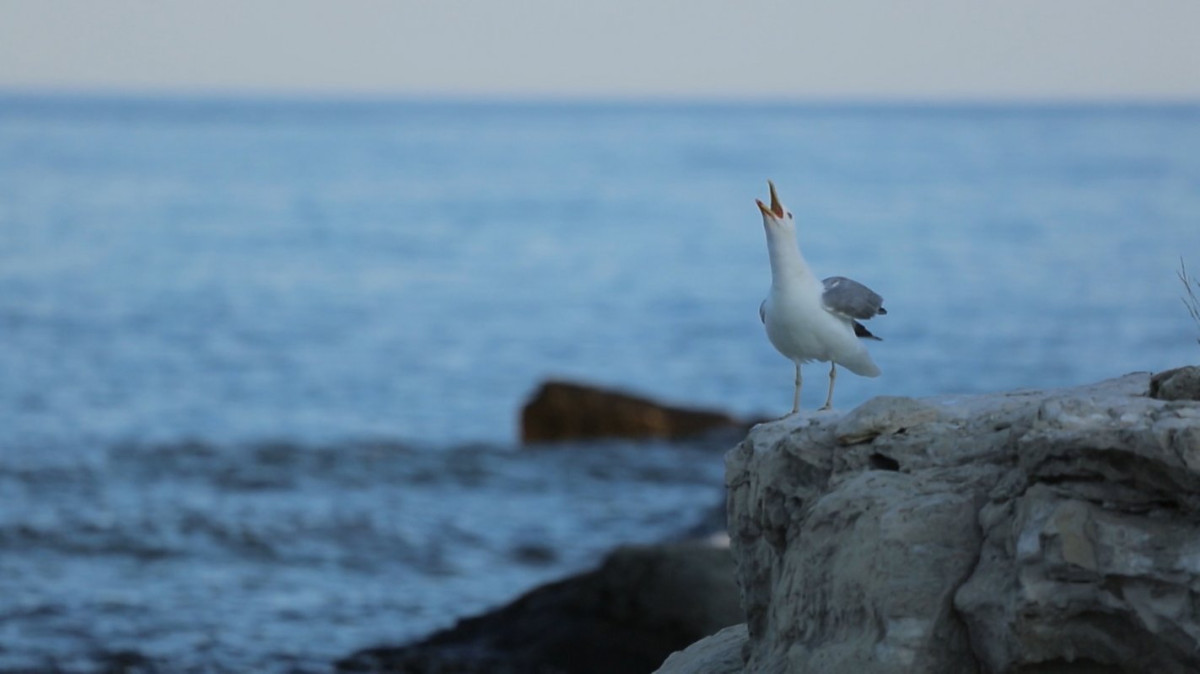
509, 541, 558, 566
97, 649, 159, 674
1150, 364, 1200, 401
337, 541, 740, 674
520, 380, 747, 444
659, 372, 1200, 674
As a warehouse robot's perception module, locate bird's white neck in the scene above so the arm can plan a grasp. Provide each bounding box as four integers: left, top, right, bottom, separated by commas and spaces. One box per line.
765, 227, 817, 290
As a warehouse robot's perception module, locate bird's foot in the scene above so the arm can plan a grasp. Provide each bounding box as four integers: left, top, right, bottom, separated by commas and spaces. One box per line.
817, 404, 833, 412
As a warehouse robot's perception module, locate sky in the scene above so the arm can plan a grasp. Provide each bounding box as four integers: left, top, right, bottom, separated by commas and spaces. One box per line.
1, 0, 1199, 100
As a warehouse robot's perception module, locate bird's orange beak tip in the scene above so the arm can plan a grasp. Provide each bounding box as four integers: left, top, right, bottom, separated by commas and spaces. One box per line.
758, 181, 785, 218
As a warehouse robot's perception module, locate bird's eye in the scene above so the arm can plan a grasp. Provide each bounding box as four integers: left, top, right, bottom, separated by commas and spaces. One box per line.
786, 211, 793, 219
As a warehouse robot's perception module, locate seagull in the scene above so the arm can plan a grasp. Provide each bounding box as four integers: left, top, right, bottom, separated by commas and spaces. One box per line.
756, 180, 886, 414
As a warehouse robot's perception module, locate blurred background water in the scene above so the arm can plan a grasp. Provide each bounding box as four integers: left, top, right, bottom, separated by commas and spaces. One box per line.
2, 95, 1199, 672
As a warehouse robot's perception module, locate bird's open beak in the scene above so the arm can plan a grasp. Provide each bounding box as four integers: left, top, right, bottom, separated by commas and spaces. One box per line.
756, 180, 785, 219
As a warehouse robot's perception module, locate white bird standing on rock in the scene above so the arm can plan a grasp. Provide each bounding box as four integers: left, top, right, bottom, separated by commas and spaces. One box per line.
756, 180, 886, 414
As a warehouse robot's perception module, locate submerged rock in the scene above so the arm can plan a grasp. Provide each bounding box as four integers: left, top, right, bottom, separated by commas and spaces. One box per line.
338, 541, 741, 674
520, 379, 749, 444
659, 371, 1200, 674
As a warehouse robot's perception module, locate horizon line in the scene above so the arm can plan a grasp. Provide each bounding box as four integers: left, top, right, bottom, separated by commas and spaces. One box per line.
3, 86, 1200, 110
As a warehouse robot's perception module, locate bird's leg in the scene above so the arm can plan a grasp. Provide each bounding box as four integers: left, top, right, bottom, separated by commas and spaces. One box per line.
791, 364, 802, 415
819, 363, 837, 411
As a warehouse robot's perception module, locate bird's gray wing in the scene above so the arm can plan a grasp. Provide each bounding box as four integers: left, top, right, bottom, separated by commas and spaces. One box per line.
759, 299, 766, 324
822, 276, 887, 320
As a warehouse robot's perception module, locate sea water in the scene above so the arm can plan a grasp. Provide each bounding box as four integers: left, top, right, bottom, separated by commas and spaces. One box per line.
1, 95, 1198, 672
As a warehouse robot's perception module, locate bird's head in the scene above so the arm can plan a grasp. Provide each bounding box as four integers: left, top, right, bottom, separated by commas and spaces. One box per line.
756, 180, 794, 234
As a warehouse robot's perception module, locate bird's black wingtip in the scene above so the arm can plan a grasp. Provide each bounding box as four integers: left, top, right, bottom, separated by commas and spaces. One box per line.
853, 321, 883, 341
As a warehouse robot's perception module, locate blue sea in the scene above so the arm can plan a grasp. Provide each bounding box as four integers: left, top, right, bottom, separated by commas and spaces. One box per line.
2, 94, 1199, 672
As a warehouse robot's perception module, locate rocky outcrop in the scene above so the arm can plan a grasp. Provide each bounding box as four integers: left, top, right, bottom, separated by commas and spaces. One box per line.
1150, 364, 1200, 401
659, 370, 1200, 674
521, 380, 750, 443
339, 541, 741, 674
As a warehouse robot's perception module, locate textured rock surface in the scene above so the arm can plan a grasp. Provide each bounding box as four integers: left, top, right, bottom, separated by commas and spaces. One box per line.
1150, 364, 1200, 401
654, 624, 748, 674
521, 379, 750, 443
712, 371, 1200, 674
338, 541, 741, 674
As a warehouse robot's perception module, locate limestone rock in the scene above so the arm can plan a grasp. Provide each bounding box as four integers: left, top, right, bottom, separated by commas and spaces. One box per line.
718, 372, 1200, 674
521, 379, 749, 443
338, 541, 742, 674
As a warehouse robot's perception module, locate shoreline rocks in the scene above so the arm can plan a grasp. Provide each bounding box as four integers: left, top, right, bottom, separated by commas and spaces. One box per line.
338, 541, 742, 674
658, 369, 1200, 674
520, 380, 754, 444
336, 368, 1200, 674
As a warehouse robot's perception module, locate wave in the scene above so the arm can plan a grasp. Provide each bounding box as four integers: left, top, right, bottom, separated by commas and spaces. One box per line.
0, 433, 728, 672
0, 434, 727, 562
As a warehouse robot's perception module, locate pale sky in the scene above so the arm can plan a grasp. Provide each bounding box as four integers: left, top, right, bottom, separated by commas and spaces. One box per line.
2, 0, 1199, 100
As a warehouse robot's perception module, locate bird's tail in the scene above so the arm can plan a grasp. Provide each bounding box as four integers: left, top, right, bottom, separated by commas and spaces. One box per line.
840, 352, 881, 378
